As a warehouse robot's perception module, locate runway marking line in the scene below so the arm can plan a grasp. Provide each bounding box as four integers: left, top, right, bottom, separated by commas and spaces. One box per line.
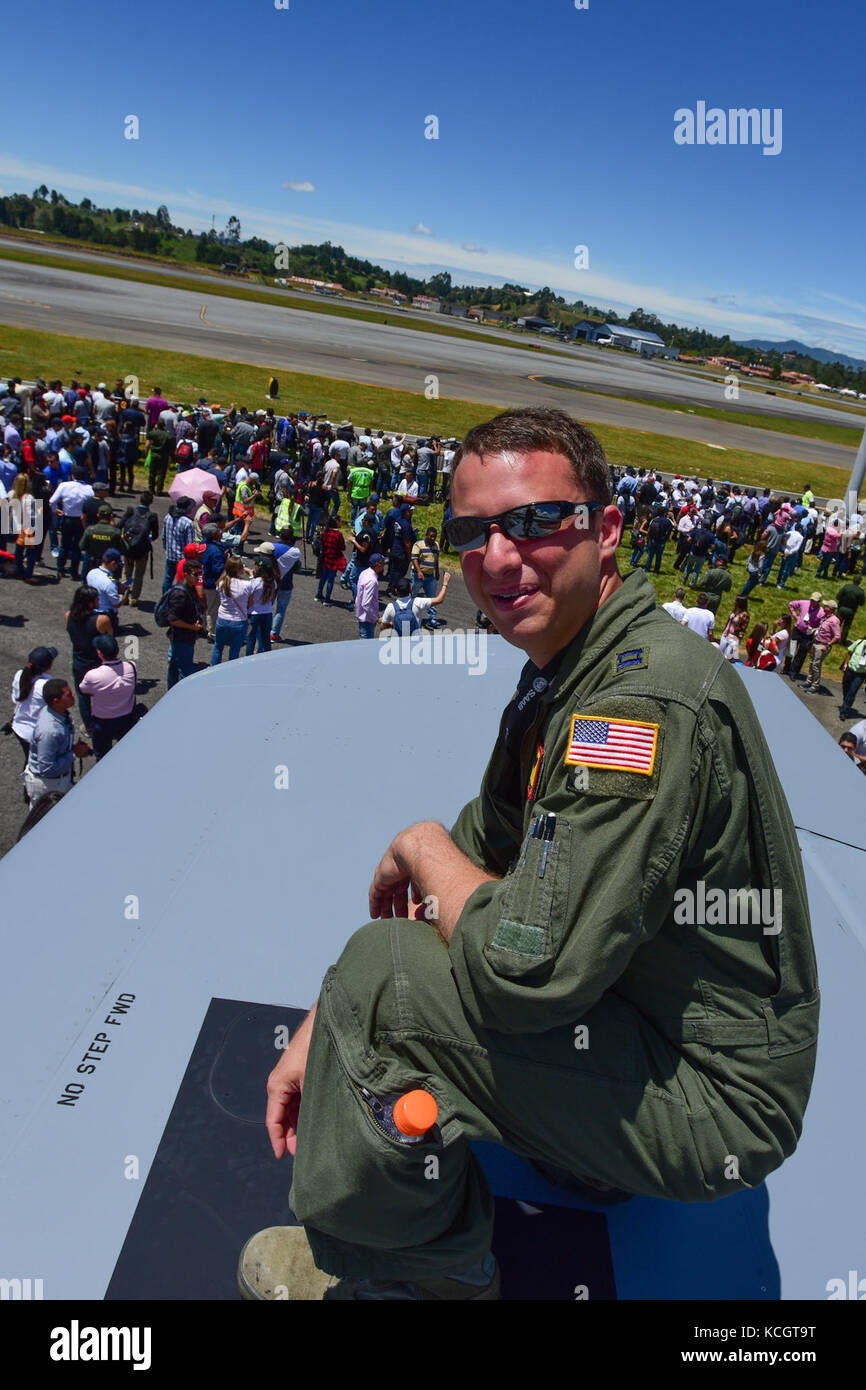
199, 303, 252, 337
0, 290, 51, 310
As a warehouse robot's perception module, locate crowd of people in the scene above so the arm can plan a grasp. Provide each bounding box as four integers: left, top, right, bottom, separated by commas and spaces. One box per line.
611, 465, 866, 736
3, 378, 866, 828
0, 375, 467, 820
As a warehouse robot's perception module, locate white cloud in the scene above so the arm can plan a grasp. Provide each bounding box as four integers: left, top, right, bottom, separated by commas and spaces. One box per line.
0, 156, 862, 359
462, 242, 488, 254
282, 181, 315, 193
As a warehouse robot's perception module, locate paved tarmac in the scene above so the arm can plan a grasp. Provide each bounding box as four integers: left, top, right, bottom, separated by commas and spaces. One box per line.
0, 494, 483, 860
0, 252, 860, 470
3, 488, 860, 861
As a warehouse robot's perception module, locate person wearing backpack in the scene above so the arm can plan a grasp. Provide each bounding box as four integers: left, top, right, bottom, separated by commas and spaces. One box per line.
164, 557, 204, 688
682, 518, 714, 589
174, 437, 197, 472
118, 491, 158, 606
628, 515, 649, 568
314, 517, 346, 605
728, 493, 746, 539
380, 572, 450, 633
643, 508, 673, 574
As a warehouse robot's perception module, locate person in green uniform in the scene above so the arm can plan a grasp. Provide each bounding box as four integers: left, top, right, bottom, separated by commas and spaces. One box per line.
80, 504, 125, 576
701, 555, 733, 615
836, 574, 864, 643
239, 406, 819, 1302
146, 424, 174, 495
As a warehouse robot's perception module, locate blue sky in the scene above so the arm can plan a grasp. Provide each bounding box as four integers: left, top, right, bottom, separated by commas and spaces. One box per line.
3, 0, 865, 358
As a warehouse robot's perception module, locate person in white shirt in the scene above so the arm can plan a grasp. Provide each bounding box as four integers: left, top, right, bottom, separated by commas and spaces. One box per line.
211, 555, 255, 664
662, 588, 688, 623
322, 455, 342, 518
245, 554, 278, 655
389, 435, 406, 490
380, 573, 450, 632
777, 524, 804, 589
329, 438, 350, 465
441, 443, 456, 499
683, 593, 715, 640
674, 509, 696, 571
50, 469, 95, 580
397, 470, 419, 500
91, 387, 108, 418
847, 718, 866, 759
10, 646, 57, 777
771, 615, 790, 672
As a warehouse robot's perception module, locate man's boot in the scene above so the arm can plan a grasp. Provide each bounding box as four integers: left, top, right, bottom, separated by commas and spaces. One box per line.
238, 1226, 499, 1301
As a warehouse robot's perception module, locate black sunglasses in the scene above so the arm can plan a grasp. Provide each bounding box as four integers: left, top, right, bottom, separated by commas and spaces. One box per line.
443, 500, 605, 552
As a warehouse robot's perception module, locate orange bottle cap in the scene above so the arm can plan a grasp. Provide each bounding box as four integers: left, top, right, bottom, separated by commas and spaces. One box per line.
393, 1089, 438, 1137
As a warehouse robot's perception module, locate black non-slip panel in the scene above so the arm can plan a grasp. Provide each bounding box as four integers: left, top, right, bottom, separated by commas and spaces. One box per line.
107, 998, 306, 1300
107, 996, 615, 1301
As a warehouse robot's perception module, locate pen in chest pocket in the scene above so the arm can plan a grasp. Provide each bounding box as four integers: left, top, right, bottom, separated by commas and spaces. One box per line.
538, 812, 557, 878
518, 813, 544, 869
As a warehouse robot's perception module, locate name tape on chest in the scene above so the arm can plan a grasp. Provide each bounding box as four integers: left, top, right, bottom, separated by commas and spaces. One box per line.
564, 714, 659, 776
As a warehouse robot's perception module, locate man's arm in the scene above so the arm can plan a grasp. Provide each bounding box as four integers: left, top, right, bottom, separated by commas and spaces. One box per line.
265, 1003, 317, 1159
369, 822, 500, 943
427, 572, 451, 607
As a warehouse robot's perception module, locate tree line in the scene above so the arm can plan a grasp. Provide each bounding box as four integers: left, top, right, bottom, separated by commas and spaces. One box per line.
1, 190, 863, 393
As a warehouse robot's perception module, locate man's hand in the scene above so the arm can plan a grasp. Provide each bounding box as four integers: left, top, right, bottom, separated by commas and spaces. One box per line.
266, 1005, 317, 1159
73, 740, 92, 757
369, 839, 411, 920
369, 822, 500, 943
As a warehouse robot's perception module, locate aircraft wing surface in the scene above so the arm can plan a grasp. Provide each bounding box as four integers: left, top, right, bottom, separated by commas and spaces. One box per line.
0, 640, 862, 1300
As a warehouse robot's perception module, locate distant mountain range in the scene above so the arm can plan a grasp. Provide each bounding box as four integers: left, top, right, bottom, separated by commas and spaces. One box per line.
735, 339, 866, 371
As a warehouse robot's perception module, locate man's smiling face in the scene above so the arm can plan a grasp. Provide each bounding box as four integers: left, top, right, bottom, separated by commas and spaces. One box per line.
451, 448, 622, 667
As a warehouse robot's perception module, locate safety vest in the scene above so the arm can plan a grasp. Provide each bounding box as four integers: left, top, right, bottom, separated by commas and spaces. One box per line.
275, 497, 302, 531
194, 503, 211, 540
233, 479, 257, 519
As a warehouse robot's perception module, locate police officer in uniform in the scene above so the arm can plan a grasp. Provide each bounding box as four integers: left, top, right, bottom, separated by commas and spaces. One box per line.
239, 407, 819, 1301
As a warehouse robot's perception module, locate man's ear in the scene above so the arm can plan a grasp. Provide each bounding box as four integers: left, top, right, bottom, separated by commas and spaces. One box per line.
598, 503, 623, 562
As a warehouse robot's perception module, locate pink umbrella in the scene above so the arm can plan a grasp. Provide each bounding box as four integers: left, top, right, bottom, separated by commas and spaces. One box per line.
168, 468, 223, 509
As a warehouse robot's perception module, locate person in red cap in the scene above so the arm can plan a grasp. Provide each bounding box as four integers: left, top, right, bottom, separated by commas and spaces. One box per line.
175, 541, 206, 616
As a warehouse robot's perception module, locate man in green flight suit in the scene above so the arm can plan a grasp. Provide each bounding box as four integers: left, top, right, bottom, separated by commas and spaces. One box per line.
239, 406, 819, 1301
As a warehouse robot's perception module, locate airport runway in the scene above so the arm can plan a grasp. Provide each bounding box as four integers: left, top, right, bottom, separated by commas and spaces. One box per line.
0, 250, 860, 471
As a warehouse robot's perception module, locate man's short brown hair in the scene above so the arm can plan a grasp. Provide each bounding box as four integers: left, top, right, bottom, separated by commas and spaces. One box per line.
452, 407, 612, 504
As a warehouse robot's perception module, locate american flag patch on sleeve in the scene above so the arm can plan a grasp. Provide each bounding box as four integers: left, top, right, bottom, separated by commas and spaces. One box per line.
564, 714, 659, 775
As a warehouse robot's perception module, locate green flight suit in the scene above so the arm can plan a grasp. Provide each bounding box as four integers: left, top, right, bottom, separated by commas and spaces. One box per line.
289, 570, 819, 1281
